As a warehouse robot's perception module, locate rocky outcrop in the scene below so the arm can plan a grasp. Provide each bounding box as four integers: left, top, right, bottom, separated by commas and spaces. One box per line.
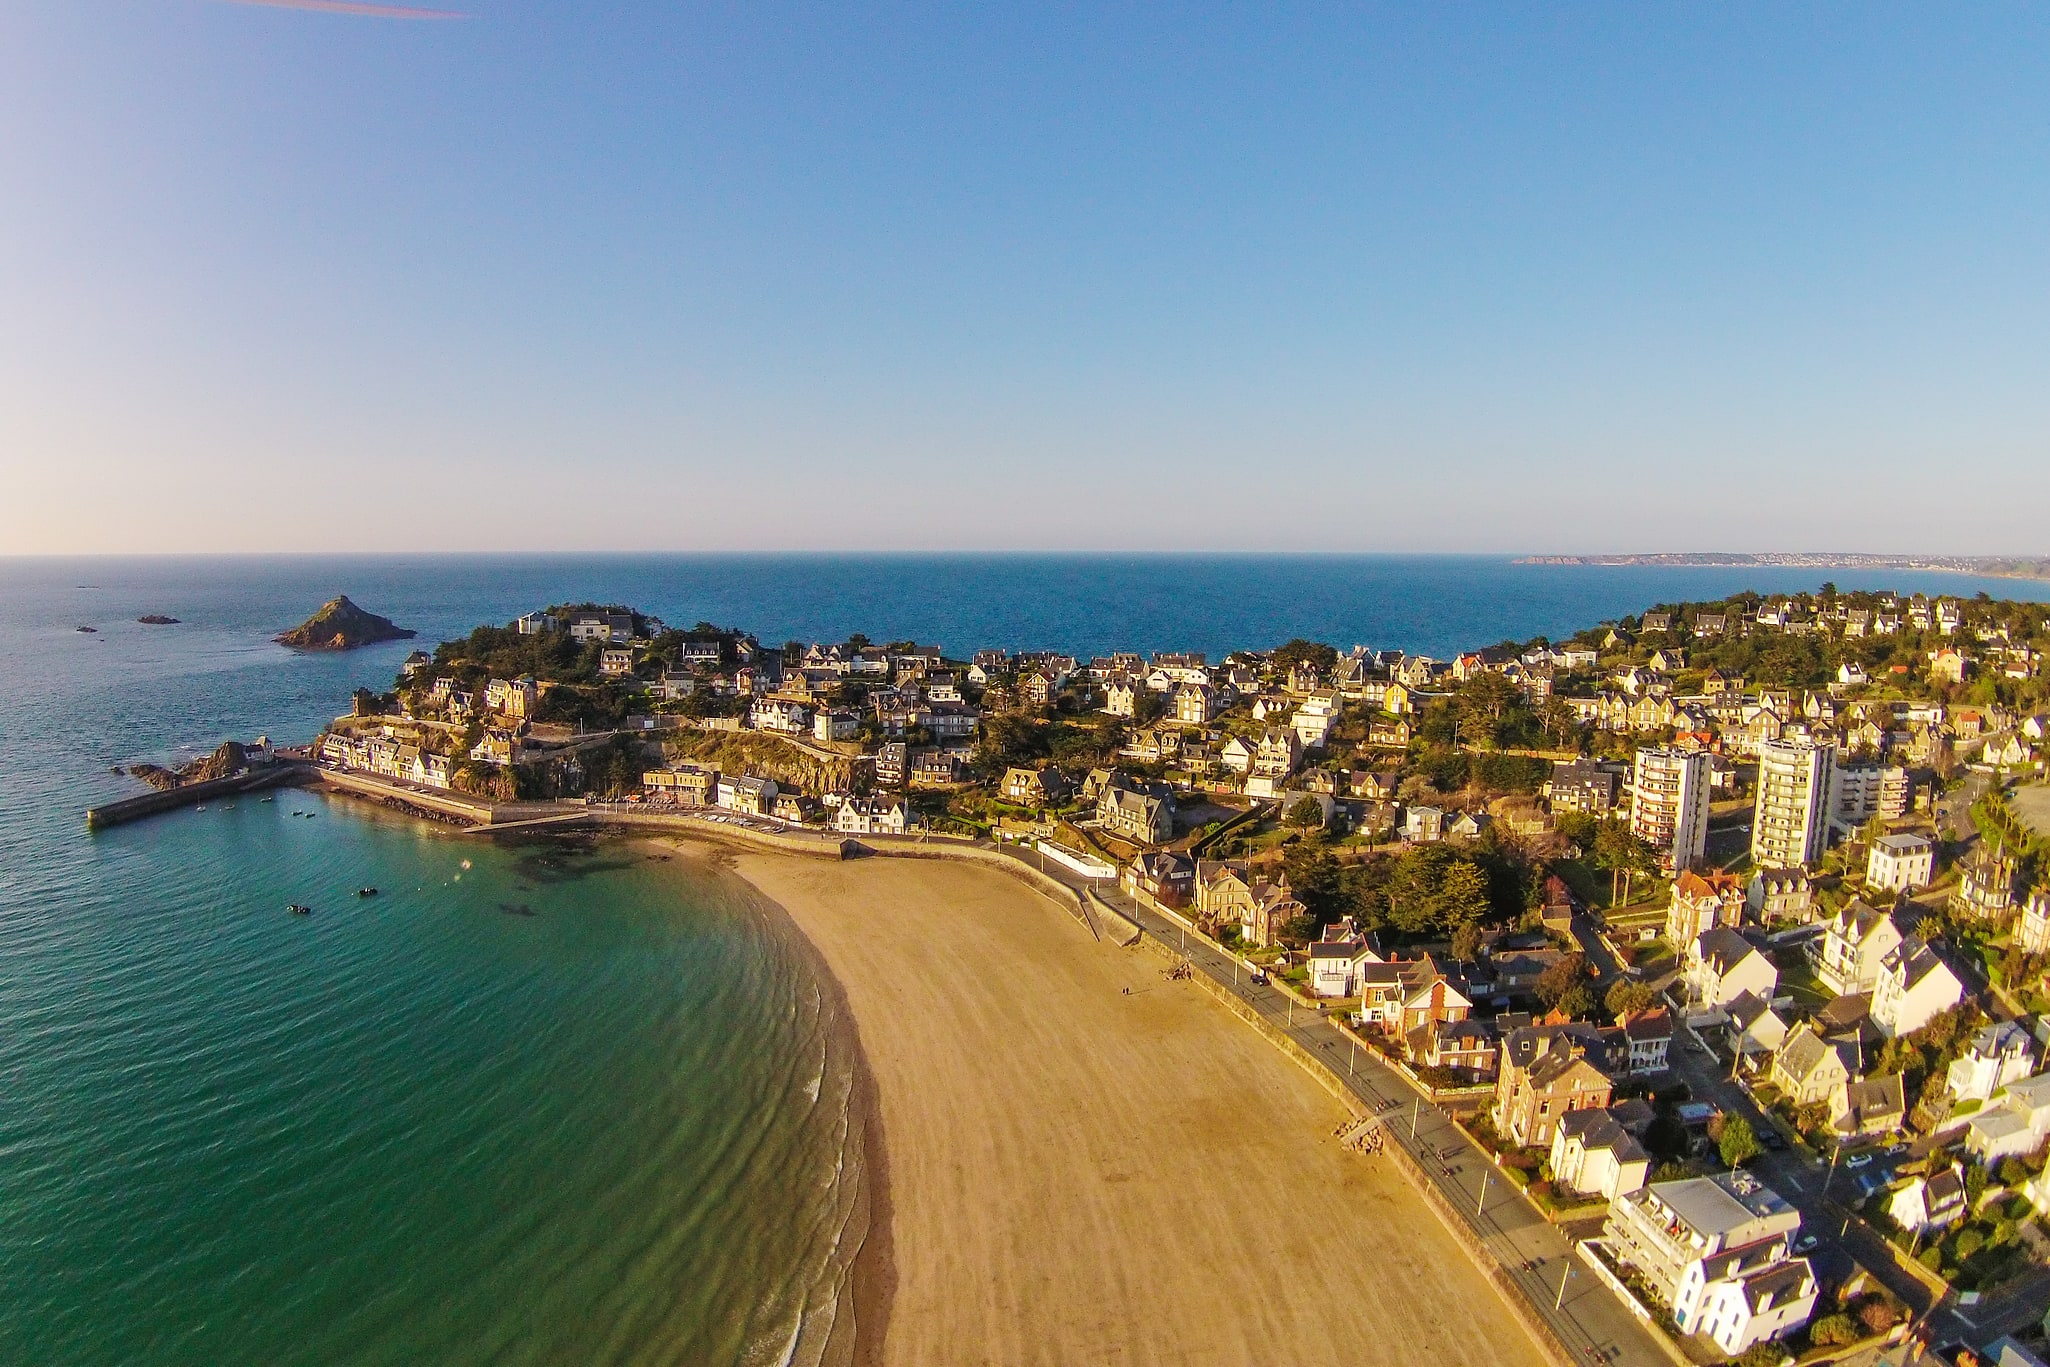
138, 615, 180, 625
127, 742, 250, 791
275, 596, 415, 651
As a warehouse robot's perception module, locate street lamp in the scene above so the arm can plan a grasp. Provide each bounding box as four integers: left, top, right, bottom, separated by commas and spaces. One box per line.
1555, 1264, 1571, 1311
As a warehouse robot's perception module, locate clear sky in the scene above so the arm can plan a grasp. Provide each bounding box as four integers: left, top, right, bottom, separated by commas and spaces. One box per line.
2, 2, 2045, 555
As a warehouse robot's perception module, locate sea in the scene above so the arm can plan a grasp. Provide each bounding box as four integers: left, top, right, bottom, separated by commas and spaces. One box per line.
3, 553, 2046, 1365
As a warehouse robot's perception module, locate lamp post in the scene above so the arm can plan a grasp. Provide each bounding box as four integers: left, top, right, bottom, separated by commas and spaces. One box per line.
1555, 1264, 1571, 1311
1477, 1171, 1489, 1216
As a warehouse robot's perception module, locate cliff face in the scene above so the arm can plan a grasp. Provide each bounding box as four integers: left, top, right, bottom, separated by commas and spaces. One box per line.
275, 596, 416, 651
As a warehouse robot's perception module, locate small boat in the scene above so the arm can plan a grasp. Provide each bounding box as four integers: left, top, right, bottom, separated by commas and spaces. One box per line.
261, 797, 274, 803
287, 903, 312, 916
356, 887, 378, 898
195, 804, 207, 811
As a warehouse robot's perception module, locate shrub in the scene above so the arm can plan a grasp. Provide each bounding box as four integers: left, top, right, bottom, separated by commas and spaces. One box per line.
1808, 1313, 1859, 1347
1954, 1228, 1985, 1261
1918, 1246, 1944, 1273
1855, 1298, 1901, 1334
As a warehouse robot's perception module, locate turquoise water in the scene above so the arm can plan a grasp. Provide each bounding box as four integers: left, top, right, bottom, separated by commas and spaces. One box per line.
4, 553, 2047, 1364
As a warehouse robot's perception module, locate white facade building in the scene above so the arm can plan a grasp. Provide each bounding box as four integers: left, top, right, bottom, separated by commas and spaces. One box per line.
1866, 833, 1935, 893
1631, 747, 1711, 873
1602, 1172, 1817, 1357
1752, 739, 1835, 870
1869, 937, 1966, 1038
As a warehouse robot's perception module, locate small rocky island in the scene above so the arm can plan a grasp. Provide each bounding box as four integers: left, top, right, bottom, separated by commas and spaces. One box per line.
138, 615, 181, 625
275, 596, 416, 651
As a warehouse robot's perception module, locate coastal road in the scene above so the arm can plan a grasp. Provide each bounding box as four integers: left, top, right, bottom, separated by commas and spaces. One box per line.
990, 848, 1677, 1367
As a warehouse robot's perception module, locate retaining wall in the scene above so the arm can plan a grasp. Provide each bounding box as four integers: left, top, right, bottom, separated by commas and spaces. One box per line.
314, 769, 500, 824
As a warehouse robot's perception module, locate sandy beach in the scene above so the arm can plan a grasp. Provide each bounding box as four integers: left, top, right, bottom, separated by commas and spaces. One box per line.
712, 848, 1543, 1367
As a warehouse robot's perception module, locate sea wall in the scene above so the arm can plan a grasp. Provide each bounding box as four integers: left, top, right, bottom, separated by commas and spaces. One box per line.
313, 769, 500, 825
86, 765, 305, 829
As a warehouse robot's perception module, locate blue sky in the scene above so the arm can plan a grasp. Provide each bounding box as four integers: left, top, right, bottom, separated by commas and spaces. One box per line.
2, 2, 2045, 553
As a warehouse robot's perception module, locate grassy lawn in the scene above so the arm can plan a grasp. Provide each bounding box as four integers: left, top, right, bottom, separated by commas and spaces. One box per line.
1775, 953, 1833, 1011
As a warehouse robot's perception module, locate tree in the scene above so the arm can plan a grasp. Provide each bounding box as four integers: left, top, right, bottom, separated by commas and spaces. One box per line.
1535, 953, 1589, 1008
1285, 795, 1327, 830
1718, 1113, 1763, 1169
1604, 979, 1660, 1020
1591, 819, 1656, 875
1451, 921, 1485, 964
1436, 859, 1492, 929
1556, 981, 1598, 1020
1271, 638, 1338, 676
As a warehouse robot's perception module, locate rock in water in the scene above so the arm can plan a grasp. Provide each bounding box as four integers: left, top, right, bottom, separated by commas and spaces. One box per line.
274, 596, 416, 651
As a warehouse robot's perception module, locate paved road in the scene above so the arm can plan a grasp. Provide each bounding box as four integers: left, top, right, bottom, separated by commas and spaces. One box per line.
1035, 867, 1676, 1367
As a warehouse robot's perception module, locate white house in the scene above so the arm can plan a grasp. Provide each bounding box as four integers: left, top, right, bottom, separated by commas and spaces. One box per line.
834, 795, 908, 836
1724, 991, 1790, 1067
717, 775, 778, 815
1947, 1021, 2039, 1103
1307, 929, 1381, 999
1602, 1172, 1818, 1357
1886, 1167, 1967, 1236
1813, 900, 1902, 996
1869, 937, 1966, 1038
1964, 1072, 2050, 1162
814, 708, 859, 742
1291, 693, 1340, 749
1405, 805, 1444, 843
1686, 927, 1779, 1010
1866, 833, 1935, 893
1550, 1109, 1651, 1203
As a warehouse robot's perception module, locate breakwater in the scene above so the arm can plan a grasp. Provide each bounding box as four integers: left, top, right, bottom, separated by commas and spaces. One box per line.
85, 765, 307, 829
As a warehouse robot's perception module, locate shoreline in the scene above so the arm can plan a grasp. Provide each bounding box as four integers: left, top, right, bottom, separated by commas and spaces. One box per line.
629, 834, 896, 1367
680, 834, 1540, 1366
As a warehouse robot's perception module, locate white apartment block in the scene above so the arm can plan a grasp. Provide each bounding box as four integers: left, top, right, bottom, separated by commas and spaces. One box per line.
1752, 740, 1834, 870
1632, 747, 1711, 873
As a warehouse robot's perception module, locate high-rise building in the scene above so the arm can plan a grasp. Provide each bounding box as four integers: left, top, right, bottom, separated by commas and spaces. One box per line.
1631, 747, 1711, 872
1752, 740, 1835, 870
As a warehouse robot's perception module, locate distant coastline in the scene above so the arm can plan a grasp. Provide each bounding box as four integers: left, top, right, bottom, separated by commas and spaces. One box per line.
1514, 552, 2050, 581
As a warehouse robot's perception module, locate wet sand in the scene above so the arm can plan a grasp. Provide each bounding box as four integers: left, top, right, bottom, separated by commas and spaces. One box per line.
718, 850, 1542, 1367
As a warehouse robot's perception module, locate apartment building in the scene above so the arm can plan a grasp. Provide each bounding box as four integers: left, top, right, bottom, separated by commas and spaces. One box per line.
1752, 739, 1834, 870
1631, 747, 1711, 873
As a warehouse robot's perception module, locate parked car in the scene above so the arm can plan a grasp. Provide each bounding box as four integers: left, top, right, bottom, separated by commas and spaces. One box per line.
1794, 1233, 1819, 1253
1844, 1152, 1874, 1169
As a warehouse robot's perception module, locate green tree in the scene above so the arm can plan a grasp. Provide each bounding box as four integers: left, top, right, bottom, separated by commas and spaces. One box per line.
1450, 921, 1485, 964
1591, 819, 1656, 875
1436, 859, 1492, 929
1556, 981, 1598, 1020
1718, 1114, 1763, 1169
1285, 795, 1327, 830
1271, 638, 1338, 676
1604, 979, 1660, 1020
1535, 953, 1589, 1009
